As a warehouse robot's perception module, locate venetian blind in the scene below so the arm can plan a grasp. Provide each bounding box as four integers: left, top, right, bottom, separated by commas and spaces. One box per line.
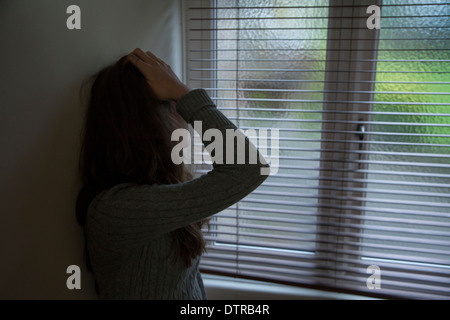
184, 0, 450, 299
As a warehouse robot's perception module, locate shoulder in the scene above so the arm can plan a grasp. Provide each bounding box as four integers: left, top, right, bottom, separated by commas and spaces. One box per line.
90, 183, 139, 209
86, 183, 153, 220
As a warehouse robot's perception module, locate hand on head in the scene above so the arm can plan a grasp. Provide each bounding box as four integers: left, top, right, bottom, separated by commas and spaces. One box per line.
127, 48, 190, 101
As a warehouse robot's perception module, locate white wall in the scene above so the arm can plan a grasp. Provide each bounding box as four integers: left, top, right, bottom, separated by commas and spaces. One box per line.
0, 0, 182, 299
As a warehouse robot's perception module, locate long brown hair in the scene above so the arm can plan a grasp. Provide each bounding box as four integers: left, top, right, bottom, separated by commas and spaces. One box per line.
76, 56, 207, 267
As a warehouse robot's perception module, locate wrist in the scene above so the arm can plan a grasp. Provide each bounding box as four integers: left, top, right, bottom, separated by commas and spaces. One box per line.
173, 85, 191, 101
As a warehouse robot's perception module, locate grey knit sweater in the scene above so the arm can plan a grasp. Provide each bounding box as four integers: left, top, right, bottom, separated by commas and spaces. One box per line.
85, 89, 269, 300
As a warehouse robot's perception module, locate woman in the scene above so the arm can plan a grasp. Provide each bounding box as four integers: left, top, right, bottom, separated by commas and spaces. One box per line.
76, 49, 269, 299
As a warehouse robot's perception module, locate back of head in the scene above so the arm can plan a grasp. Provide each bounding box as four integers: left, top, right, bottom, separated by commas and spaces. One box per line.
76, 56, 186, 225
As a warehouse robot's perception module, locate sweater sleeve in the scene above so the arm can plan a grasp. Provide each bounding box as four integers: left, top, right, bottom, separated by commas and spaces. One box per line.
86, 89, 269, 252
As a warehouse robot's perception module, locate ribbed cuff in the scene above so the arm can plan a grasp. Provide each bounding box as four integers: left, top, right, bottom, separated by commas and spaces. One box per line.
176, 89, 215, 123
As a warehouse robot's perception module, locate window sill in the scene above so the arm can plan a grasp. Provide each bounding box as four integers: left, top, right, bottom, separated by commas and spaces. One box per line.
202, 274, 379, 300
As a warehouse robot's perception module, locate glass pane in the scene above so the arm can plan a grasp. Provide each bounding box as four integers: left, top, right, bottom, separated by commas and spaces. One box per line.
362, 0, 450, 268
213, 0, 330, 254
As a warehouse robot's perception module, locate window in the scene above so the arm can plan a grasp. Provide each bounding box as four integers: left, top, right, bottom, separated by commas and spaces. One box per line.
184, 0, 450, 299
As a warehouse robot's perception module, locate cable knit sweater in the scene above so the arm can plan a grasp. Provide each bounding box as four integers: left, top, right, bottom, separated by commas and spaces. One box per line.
85, 89, 269, 300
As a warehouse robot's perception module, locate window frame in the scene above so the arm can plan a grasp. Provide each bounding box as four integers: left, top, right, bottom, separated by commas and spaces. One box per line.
316, 0, 382, 288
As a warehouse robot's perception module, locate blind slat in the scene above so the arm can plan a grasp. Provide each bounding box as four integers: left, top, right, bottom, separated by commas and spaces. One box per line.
204, 88, 450, 96
191, 67, 450, 74
239, 198, 449, 217
206, 226, 450, 246
207, 213, 450, 233
217, 99, 450, 107
191, 76, 450, 84
191, 15, 450, 20
190, 3, 450, 9
200, 253, 450, 281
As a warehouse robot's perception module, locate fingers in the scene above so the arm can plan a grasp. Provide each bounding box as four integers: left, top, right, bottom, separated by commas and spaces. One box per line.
145, 51, 158, 61
126, 53, 141, 67
127, 49, 152, 67
132, 48, 152, 64
127, 53, 150, 78
127, 48, 169, 69
146, 51, 169, 66
126, 49, 154, 74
